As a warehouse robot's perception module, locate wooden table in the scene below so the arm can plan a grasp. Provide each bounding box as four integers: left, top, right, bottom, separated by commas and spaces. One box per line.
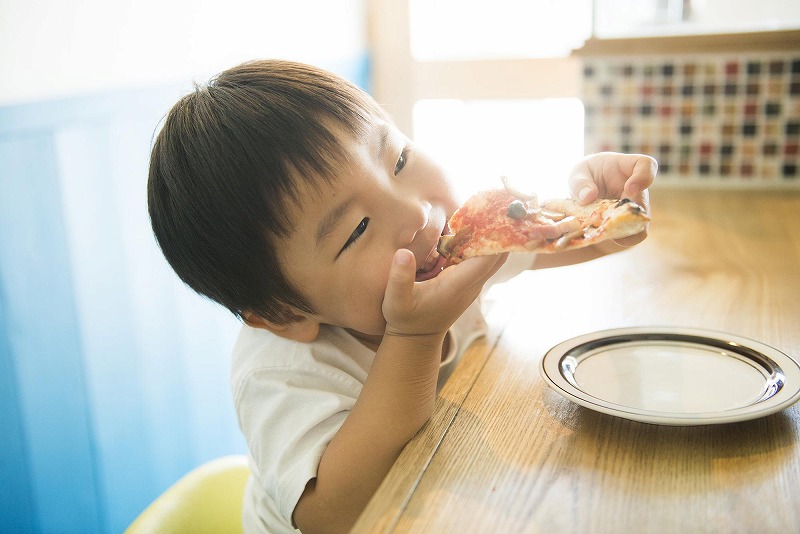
353, 188, 800, 533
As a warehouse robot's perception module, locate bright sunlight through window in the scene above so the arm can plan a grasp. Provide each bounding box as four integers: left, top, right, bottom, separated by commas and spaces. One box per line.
414, 99, 585, 200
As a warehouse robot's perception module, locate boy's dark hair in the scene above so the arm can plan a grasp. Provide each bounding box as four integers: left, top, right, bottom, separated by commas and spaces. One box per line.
148, 59, 388, 324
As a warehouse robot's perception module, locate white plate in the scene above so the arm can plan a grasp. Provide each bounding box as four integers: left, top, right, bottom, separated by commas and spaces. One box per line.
540, 327, 800, 425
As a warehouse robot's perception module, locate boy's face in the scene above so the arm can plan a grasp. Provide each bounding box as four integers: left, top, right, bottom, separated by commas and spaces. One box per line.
277, 120, 459, 342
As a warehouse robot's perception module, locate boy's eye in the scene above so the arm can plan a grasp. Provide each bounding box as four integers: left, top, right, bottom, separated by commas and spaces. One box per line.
394, 148, 410, 175
338, 217, 369, 256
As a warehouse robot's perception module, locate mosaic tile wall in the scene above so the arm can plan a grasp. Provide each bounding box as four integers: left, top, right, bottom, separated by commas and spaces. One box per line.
582, 53, 800, 187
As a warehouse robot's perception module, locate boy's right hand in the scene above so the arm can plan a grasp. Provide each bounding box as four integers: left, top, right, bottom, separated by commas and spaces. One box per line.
382, 249, 507, 339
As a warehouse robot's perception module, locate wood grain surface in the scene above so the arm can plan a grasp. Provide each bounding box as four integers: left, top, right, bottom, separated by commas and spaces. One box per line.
353, 188, 800, 534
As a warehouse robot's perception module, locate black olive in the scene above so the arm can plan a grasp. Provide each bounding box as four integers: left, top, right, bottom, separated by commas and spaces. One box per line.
615, 197, 646, 213
507, 200, 527, 219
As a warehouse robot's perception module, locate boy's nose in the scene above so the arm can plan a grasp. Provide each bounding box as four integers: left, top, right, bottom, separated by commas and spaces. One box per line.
398, 200, 431, 246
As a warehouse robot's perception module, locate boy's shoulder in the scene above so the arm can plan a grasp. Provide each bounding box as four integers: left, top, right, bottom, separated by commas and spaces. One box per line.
230, 324, 375, 396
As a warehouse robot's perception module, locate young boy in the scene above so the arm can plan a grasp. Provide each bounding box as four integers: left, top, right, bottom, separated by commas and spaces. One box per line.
148, 59, 655, 533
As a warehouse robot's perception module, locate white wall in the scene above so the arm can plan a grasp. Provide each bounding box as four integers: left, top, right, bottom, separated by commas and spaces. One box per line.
0, 0, 366, 106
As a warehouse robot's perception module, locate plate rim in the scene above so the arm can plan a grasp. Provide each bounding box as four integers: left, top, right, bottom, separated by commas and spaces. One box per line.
539, 326, 800, 426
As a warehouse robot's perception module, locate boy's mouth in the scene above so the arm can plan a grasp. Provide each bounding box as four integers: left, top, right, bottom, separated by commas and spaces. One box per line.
415, 224, 450, 282
415, 250, 448, 282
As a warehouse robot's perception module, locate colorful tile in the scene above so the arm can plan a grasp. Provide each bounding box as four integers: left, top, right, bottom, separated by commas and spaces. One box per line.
582, 52, 800, 186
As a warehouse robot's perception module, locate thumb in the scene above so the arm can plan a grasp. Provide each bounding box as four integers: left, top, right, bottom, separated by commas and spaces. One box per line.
569, 161, 598, 205
383, 249, 416, 313
573, 175, 597, 205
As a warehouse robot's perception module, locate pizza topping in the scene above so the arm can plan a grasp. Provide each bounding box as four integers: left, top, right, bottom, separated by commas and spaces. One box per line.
615, 197, 647, 215
507, 200, 528, 219
501, 175, 536, 202
532, 216, 581, 243
554, 227, 586, 249
540, 209, 566, 221
552, 216, 581, 234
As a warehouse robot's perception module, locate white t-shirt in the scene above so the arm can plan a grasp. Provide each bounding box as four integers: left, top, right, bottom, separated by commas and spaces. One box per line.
231, 254, 531, 533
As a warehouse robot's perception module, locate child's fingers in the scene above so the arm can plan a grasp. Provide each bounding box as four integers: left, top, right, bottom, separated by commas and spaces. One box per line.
383, 251, 507, 336
570, 173, 598, 205
622, 155, 658, 199
570, 153, 656, 204
568, 160, 599, 205
383, 249, 417, 313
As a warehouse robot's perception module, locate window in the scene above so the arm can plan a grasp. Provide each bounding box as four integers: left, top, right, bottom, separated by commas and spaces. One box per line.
369, 0, 590, 194
414, 99, 584, 198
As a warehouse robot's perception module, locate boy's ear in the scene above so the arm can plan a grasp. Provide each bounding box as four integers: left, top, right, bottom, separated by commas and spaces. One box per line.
241, 310, 321, 343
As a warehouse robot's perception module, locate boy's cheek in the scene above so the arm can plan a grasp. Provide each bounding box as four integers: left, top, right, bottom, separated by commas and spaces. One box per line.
336, 261, 393, 333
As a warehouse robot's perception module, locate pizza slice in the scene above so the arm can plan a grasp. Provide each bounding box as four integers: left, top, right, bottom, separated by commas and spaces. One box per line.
437, 178, 650, 262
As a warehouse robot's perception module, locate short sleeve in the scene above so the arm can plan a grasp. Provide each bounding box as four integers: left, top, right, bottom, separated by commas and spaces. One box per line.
233, 350, 364, 525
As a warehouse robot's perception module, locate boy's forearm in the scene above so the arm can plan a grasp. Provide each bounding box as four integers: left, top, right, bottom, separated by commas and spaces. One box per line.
293, 332, 445, 533
357, 331, 446, 433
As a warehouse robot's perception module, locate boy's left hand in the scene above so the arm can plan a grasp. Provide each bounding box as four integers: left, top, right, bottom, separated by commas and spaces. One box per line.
567, 152, 657, 246
569, 152, 656, 206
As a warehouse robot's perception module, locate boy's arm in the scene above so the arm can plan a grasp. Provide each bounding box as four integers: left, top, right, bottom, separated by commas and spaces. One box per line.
293, 250, 507, 534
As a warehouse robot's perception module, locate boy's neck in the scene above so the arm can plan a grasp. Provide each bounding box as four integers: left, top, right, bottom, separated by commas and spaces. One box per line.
345, 329, 383, 352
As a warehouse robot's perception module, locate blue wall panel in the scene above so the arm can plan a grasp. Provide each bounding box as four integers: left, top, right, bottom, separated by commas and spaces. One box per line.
0, 54, 369, 533
0, 290, 37, 533
0, 133, 103, 532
